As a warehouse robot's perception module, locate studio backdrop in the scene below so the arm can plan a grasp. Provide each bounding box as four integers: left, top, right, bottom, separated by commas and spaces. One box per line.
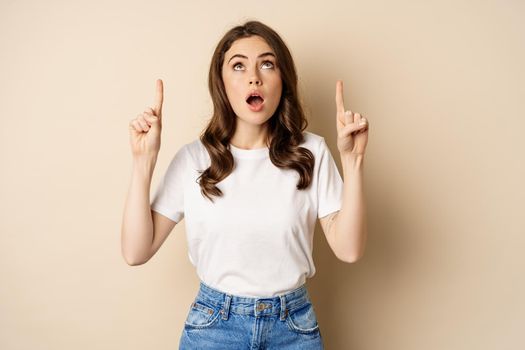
0, 0, 523, 349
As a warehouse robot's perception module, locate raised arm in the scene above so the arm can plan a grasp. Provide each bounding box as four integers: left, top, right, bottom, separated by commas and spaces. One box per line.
121, 79, 176, 265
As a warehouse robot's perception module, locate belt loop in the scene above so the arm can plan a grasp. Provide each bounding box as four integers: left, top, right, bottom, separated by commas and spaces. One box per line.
221, 294, 232, 320
279, 294, 288, 321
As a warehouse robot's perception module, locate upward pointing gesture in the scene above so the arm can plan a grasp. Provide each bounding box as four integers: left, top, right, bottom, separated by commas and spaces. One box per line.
153, 78, 163, 118
128, 79, 164, 158
335, 80, 369, 156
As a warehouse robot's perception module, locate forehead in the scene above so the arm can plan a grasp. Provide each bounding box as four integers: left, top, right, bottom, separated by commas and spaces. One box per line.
225, 36, 274, 59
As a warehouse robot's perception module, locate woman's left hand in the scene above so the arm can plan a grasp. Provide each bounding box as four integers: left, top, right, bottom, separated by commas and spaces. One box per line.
335, 80, 369, 156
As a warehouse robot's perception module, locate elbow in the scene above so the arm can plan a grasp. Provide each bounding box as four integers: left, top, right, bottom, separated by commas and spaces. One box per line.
121, 238, 151, 266
124, 257, 147, 266
122, 251, 149, 266
339, 250, 364, 264
125, 258, 146, 266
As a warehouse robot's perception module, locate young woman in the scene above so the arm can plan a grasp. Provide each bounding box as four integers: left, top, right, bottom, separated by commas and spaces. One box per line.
122, 20, 369, 350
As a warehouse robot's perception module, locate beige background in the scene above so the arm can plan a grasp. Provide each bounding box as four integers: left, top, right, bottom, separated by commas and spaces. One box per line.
1, 0, 524, 349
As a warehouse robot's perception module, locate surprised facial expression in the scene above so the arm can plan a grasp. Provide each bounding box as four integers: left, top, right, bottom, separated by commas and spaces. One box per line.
222, 35, 283, 127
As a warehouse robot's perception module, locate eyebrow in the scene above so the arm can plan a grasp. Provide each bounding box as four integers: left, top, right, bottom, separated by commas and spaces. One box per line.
227, 52, 276, 64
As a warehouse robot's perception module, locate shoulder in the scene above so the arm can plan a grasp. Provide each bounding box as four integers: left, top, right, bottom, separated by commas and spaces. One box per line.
180, 138, 211, 168
302, 130, 325, 144
301, 131, 327, 155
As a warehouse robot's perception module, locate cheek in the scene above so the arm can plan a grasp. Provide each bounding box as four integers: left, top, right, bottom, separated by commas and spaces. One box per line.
224, 76, 243, 97
222, 76, 238, 101
270, 78, 283, 100
269, 72, 282, 88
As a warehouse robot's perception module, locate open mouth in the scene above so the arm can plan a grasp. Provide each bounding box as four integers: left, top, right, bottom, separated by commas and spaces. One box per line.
246, 95, 264, 107
245, 90, 265, 108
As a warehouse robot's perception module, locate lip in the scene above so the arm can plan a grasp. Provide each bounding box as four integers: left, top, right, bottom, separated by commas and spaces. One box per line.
245, 90, 265, 101
247, 99, 264, 112
245, 90, 265, 112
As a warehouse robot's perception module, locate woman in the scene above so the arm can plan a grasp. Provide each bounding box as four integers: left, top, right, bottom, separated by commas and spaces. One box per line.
122, 20, 369, 350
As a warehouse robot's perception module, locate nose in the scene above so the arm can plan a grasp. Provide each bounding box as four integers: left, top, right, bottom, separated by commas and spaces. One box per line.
249, 72, 262, 86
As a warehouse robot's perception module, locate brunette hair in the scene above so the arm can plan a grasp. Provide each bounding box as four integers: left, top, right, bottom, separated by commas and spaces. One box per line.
197, 20, 314, 202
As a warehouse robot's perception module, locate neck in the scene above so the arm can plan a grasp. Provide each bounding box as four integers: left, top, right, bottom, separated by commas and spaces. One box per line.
230, 121, 270, 150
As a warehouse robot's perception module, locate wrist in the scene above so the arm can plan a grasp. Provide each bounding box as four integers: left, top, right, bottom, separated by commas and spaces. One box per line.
340, 152, 364, 173
132, 155, 157, 179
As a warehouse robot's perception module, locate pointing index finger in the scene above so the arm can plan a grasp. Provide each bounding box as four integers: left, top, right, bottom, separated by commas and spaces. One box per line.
154, 78, 164, 117
335, 80, 345, 121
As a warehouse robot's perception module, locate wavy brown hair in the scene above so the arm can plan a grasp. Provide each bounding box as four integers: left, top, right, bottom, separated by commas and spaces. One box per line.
197, 20, 314, 202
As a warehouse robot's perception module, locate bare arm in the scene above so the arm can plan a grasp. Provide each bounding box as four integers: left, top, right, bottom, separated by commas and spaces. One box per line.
319, 211, 344, 261
319, 80, 369, 263
321, 80, 368, 263
121, 156, 176, 266
121, 79, 176, 266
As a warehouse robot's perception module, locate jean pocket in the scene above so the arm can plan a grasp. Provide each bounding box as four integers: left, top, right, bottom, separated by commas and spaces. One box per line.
285, 302, 320, 334
184, 299, 221, 329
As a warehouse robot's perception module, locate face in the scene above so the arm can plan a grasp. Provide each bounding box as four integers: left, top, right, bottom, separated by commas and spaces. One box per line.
221, 35, 282, 127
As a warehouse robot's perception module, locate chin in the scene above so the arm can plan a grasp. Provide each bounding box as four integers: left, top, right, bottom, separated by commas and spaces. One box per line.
237, 115, 273, 126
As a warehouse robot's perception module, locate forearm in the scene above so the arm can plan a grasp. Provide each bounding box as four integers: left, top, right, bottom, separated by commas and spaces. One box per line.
121, 155, 157, 265
334, 154, 367, 262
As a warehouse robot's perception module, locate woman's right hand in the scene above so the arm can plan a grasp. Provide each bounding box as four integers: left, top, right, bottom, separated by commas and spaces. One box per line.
129, 79, 164, 158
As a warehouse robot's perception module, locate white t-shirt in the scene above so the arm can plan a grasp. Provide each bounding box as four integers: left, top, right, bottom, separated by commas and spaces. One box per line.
150, 130, 343, 298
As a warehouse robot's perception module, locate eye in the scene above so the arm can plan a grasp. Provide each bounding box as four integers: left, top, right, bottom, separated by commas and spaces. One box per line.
262, 60, 275, 69
233, 62, 244, 71
232, 60, 275, 71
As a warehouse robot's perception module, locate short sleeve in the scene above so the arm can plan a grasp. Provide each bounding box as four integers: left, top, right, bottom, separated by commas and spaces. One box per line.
316, 138, 344, 219
150, 145, 188, 223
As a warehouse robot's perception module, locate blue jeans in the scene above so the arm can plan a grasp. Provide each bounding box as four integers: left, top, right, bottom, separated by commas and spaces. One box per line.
179, 281, 324, 349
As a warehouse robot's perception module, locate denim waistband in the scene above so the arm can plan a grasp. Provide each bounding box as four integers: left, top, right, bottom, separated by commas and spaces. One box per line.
195, 281, 312, 321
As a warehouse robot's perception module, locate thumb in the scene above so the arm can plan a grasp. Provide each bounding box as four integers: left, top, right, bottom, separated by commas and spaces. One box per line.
153, 78, 164, 117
